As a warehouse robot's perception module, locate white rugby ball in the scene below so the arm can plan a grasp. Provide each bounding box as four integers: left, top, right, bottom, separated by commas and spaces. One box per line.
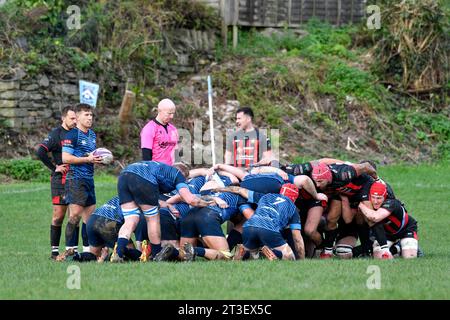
93, 148, 113, 165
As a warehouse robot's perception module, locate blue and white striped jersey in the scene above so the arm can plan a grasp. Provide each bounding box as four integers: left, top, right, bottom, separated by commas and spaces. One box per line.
244, 193, 301, 232
121, 161, 187, 193
62, 127, 96, 179
92, 196, 124, 224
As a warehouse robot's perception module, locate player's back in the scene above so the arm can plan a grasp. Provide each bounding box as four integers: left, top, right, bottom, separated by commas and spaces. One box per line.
246, 193, 297, 232
93, 196, 124, 224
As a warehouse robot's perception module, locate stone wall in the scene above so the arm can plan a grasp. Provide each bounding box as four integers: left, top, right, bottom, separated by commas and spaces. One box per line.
0, 29, 217, 128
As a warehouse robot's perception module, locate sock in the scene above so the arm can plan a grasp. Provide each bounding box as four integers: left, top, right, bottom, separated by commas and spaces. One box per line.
226, 229, 243, 251
117, 237, 129, 258
125, 248, 142, 261
170, 248, 180, 260
323, 228, 339, 250
50, 225, 62, 255
272, 249, 283, 259
371, 223, 388, 247
194, 247, 206, 257
81, 222, 89, 247
150, 243, 162, 257
390, 244, 401, 256
242, 251, 250, 260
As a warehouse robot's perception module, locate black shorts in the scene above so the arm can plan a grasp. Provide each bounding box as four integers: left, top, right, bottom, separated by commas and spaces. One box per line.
118, 172, 159, 206
51, 173, 67, 205
387, 219, 418, 241
160, 208, 180, 241
65, 178, 96, 207
87, 215, 121, 248
180, 207, 225, 238
336, 218, 359, 242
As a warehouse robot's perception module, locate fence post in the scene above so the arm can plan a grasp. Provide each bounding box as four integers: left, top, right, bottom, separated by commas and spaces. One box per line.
337, 0, 341, 26
232, 0, 239, 49
220, 0, 228, 47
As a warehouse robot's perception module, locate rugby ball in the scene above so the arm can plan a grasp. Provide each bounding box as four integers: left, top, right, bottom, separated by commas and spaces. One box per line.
93, 148, 113, 165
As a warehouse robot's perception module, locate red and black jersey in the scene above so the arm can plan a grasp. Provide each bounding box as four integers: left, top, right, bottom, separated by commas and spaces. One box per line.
282, 162, 313, 177
226, 128, 271, 168
326, 164, 374, 198
37, 126, 70, 173
380, 199, 416, 236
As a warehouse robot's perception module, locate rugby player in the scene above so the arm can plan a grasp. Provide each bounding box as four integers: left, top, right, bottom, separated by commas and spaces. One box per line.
36, 106, 77, 259
56, 104, 103, 261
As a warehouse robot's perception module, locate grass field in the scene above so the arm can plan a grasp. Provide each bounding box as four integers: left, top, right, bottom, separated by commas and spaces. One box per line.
0, 164, 449, 300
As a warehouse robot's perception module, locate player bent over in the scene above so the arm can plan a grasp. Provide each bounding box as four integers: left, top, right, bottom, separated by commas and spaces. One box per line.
112, 161, 213, 263
358, 181, 420, 259
218, 183, 306, 261
73, 196, 143, 262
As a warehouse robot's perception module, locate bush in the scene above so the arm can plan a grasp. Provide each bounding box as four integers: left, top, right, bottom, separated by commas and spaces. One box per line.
0, 158, 48, 181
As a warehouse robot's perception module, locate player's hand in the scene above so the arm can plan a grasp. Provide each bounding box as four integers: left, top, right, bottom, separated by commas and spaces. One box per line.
316, 193, 328, 202
340, 195, 349, 202
55, 164, 69, 174
256, 158, 272, 166
167, 204, 180, 218
86, 153, 103, 164
213, 197, 229, 209
277, 169, 289, 181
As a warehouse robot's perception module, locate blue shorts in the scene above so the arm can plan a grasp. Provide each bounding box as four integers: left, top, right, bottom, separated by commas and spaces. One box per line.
241, 175, 284, 194
160, 208, 180, 241
65, 178, 96, 207
118, 172, 159, 206
180, 207, 225, 238
243, 226, 286, 250
87, 214, 121, 248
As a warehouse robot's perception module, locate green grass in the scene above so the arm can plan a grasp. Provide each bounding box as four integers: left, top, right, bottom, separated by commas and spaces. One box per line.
0, 164, 449, 299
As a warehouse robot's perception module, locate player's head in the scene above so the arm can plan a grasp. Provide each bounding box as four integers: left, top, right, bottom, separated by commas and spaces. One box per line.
236, 107, 254, 131
173, 162, 190, 178
311, 163, 332, 189
280, 183, 299, 203
369, 181, 387, 209
157, 98, 176, 124
75, 103, 94, 129
61, 105, 76, 129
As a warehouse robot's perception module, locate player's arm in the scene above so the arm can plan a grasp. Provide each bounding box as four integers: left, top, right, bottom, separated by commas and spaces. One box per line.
358, 203, 391, 223
142, 148, 153, 161
214, 163, 247, 180
251, 166, 288, 181
36, 144, 56, 172
352, 162, 378, 179
210, 186, 250, 199
62, 151, 102, 164
188, 167, 214, 179
178, 187, 214, 207
291, 229, 305, 260
293, 175, 328, 202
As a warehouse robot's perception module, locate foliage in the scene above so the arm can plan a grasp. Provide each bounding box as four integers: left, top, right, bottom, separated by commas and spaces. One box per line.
0, 157, 48, 181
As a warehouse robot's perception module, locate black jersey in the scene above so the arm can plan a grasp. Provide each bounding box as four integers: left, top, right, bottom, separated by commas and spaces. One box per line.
326, 164, 374, 198
37, 126, 70, 172
380, 199, 416, 236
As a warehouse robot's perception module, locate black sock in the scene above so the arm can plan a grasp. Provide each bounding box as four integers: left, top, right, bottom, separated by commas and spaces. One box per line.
125, 248, 142, 261
371, 223, 388, 247
226, 229, 243, 251
50, 225, 62, 254
81, 222, 89, 247
323, 228, 339, 250
357, 223, 372, 254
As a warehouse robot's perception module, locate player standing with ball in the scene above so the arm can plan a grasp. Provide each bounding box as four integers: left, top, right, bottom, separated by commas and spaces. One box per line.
57, 103, 103, 260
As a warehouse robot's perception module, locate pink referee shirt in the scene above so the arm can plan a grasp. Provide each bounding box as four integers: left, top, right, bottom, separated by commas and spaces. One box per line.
140, 119, 179, 165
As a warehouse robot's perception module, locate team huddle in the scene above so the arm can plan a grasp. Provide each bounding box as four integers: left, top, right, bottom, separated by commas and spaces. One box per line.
37, 102, 421, 264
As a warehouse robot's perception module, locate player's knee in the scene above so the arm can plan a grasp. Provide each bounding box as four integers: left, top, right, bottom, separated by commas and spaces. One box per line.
335, 244, 353, 259
304, 225, 317, 238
